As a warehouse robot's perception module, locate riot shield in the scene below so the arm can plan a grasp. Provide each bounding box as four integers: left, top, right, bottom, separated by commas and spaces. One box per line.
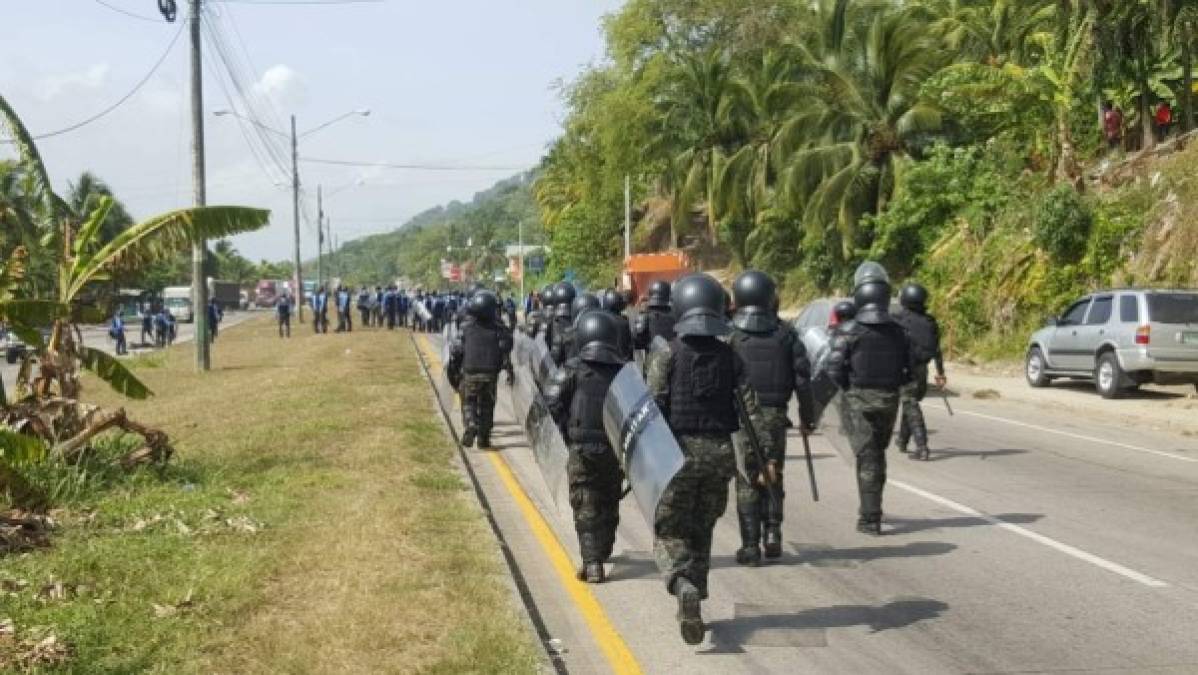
531, 334, 556, 389
602, 362, 686, 529
508, 331, 572, 513
799, 325, 840, 426
433, 324, 459, 414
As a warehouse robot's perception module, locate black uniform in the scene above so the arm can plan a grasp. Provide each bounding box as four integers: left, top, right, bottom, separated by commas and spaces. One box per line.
893, 304, 944, 460
449, 292, 513, 448
544, 311, 627, 584
826, 265, 912, 534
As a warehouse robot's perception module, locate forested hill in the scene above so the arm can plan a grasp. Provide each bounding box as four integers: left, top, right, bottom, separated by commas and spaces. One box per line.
323, 171, 544, 288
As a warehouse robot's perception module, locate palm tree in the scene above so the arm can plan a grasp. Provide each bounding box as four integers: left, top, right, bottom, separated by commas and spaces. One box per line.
779, 3, 946, 260
0, 91, 269, 482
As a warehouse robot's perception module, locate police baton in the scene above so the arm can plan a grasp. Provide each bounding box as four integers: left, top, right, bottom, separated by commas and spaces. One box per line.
732, 394, 781, 513
799, 427, 820, 502
938, 380, 954, 416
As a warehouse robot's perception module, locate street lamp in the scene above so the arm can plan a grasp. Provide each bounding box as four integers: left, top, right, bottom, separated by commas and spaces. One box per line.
212, 108, 368, 321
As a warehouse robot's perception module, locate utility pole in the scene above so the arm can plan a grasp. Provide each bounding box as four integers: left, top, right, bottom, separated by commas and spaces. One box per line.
624, 174, 632, 261
517, 219, 524, 311
316, 184, 323, 289
291, 114, 305, 322
189, 0, 210, 371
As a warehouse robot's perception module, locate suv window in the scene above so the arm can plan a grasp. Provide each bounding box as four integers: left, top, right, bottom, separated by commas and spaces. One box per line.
1119, 295, 1140, 323
1061, 299, 1090, 326
1086, 296, 1113, 325
1146, 292, 1198, 324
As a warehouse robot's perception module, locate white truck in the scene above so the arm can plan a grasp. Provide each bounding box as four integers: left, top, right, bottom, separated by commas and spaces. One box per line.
162, 286, 193, 322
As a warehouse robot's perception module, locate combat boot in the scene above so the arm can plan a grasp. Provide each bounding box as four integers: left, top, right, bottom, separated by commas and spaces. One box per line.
763, 525, 783, 559
477, 436, 492, 449
673, 577, 705, 645
910, 447, 931, 461
461, 428, 476, 448
582, 561, 605, 584
856, 517, 882, 536
735, 512, 761, 566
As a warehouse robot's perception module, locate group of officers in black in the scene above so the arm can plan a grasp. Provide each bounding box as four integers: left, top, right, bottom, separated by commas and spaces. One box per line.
446, 262, 947, 645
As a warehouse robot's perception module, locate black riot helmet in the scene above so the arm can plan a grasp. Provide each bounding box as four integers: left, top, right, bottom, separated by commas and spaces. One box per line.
646, 280, 671, 308
575, 310, 624, 364
467, 282, 485, 298
671, 273, 730, 338
553, 281, 576, 307
732, 270, 778, 332
899, 283, 929, 313
852, 261, 892, 325
600, 288, 627, 314
467, 289, 499, 319
832, 300, 857, 325
540, 283, 556, 305
571, 292, 601, 322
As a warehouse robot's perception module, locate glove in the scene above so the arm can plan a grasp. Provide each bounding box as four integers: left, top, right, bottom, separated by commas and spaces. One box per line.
934, 374, 947, 388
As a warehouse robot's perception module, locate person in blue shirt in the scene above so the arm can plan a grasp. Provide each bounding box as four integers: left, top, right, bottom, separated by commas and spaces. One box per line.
154, 308, 170, 348
207, 299, 223, 343
140, 305, 154, 347
357, 286, 372, 327
398, 291, 409, 328
276, 293, 292, 338
312, 286, 329, 334
165, 311, 177, 345
335, 285, 353, 333
110, 311, 128, 355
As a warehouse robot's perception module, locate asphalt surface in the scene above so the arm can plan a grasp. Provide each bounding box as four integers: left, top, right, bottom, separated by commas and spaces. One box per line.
420, 332, 1198, 675
1, 310, 258, 395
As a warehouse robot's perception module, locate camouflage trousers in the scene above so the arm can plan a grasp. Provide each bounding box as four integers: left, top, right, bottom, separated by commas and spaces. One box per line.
897, 363, 929, 451
461, 373, 498, 441
568, 442, 622, 564
654, 433, 735, 597
841, 388, 899, 521
732, 406, 789, 527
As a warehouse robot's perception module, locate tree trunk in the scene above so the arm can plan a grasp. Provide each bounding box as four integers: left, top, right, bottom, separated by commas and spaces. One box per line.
1139, 47, 1155, 150
1055, 109, 1080, 189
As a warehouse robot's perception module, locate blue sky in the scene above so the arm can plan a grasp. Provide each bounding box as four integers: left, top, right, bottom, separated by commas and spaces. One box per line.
1, 0, 623, 261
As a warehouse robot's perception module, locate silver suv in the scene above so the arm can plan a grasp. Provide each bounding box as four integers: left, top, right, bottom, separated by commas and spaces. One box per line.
1026, 289, 1198, 398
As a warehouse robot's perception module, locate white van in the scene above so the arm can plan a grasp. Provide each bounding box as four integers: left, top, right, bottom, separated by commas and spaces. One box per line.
162, 286, 193, 322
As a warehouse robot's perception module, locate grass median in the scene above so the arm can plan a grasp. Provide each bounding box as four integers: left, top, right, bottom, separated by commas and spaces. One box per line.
1, 316, 540, 673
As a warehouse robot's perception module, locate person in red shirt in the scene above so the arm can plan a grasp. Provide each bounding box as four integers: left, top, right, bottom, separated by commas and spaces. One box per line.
1155, 100, 1173, 141
1103, 101, 1124, 151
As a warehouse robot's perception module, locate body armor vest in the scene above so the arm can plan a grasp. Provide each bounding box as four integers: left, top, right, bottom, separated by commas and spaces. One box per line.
849, 322, 907, 390
731, 327, 793, 409
895, 310, 938, 365
667, 337, 739, 434
568, 361, 621, 444
462, 322, 504, 374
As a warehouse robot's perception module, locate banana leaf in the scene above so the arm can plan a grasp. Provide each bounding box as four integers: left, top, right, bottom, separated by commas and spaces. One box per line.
80, 347, 152, 400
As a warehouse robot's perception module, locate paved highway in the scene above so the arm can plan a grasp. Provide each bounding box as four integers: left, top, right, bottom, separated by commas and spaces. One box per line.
418, 332, 1198, 674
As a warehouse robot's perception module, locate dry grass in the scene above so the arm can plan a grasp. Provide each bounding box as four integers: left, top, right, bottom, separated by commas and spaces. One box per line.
1, 316, 540, 674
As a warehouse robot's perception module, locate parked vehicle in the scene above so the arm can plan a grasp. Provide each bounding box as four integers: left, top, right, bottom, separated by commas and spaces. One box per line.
239, 290, 251, 311
1026, 289, 1198, 398
255, 280, 278, 308
162, 286, 193, 322
208, 279, 240, 311
2, 324, 52, 364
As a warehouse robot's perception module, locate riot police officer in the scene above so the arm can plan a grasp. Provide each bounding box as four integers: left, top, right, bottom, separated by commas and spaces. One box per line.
544, 311, 628, 584
825, 262, 912, 535
554, 293, 600, 364
600, 288, 634, 360
544, 282, 576, 361
633, 279, 675, 349
644, 273, 771, 645
728, 271, 816, 565
893, 283, 946, 461
831, 299, 857, 331
448, 290, 514, 448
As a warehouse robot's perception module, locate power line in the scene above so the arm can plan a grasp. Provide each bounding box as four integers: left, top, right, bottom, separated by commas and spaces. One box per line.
1, 24, 184, 143
92, 0, 163, 22
300, 157, 528, 172
216, 0, 383, 5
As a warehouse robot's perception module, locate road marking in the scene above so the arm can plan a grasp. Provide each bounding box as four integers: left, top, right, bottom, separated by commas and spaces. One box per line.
929, 406, 1198, 464
417, 334, 644, 674
890, 479, 1169, 588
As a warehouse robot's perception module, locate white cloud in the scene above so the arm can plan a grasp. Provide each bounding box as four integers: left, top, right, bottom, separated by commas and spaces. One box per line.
253, 64, 307, 109
35, 63, 110, 101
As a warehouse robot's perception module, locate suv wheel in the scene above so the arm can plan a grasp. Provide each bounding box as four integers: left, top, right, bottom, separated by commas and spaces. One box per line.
1026, 347, 1052, 388
1096, 352, 1124, 399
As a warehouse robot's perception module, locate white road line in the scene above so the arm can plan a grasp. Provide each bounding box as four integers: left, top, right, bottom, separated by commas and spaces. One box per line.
928, 406, 1198, 464
890, 479, 1169, 588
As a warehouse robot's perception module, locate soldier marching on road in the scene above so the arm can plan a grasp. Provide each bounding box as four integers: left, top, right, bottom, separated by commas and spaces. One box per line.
448, 289, 514, 449
633, 279, 676, 351
728, 270, 816, 565
893, 283, 947, 461
825, 262, 913, 535
545, 282, 576, 365
544, 310, 628, 584
644, 273, 773, 645
600, 288, 635, 360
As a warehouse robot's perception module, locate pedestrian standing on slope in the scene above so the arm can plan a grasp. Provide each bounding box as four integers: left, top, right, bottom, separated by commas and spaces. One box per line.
893, 283, 947, 461
276, 293, 292, 338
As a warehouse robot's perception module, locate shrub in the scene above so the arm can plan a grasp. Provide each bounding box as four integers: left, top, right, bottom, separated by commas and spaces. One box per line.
1033, 184, 1092, 262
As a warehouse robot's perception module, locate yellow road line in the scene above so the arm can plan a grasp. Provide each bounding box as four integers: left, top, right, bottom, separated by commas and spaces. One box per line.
416, 334, 643, 675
